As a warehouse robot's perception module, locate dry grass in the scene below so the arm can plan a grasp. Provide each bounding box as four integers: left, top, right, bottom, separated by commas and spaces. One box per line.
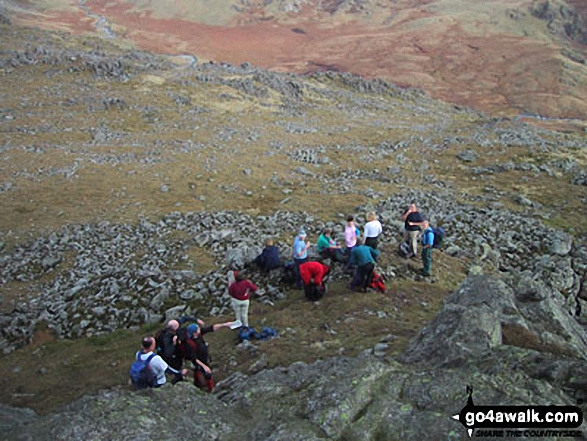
0, 273, 459, 415
0, 23, 585, 416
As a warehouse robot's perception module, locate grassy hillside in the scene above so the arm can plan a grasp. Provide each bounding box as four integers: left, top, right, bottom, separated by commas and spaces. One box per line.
0, 21, 585, 415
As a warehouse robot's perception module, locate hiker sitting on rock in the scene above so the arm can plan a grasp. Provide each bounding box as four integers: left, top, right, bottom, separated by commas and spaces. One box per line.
293, 229, 311, 288
131, 336, 187, 388
254, 238, 282, 273
299, 260, 330, 301
183, 321, 236, 393
348, 238, 379, 292
316, 228, 345, 263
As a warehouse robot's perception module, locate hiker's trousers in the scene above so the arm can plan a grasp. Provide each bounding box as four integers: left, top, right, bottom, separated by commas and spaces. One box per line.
231, 297, 250, 327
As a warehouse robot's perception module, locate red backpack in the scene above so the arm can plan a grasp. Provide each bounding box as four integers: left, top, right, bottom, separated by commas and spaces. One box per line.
369, 270, 386, 293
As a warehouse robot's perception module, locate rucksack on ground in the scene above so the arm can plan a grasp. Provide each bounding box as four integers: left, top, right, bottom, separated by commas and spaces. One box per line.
304, 283, 325, 301
129, 353, 157, 389
398, 241, 412, 258
369, 270, 386, 293
281, 261, 297, 285
432, 226, 445, 249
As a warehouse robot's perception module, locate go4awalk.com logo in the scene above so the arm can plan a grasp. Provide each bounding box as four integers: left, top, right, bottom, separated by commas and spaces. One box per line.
451, 386, 583, 438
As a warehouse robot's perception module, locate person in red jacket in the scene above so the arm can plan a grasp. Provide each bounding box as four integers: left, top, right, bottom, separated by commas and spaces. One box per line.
228, 271, 257, 327
299, 261, 330, 301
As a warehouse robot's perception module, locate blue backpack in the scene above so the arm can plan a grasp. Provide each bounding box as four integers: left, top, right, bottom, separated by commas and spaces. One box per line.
129, 353, 157, 389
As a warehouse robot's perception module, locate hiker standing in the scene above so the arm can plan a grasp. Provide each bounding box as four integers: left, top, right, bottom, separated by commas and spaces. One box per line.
402, 203, 424, 258
155, 316, 202, 371
293, 229, 311, 288
344, 215, 360, 271
132, 336, 187, 388
316, 228, 345, 263
348, 238, 380, 292
183, 321, 235, 393
299, 260, 330, 301
363, 212, 383, 250
254, 238, 282, 273
344, 215, 359, 256
420, 220, 435, 277
228, 271, 257, 327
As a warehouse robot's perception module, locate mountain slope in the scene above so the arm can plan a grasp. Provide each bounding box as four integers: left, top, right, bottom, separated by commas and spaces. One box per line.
7, 0, 587, 119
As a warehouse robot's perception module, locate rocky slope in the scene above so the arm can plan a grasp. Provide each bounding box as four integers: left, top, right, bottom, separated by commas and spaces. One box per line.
0, 13, 586, 440
2, 273, 587, 440
6, 0, 587, 119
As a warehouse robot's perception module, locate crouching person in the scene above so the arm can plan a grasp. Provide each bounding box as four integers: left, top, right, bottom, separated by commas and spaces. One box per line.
299, 261, 330, 301
184, 321, 235, 393
130, 336, 187, 389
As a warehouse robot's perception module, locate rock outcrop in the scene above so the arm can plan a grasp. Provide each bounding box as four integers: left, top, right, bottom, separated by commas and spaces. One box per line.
3, 272, 587, 440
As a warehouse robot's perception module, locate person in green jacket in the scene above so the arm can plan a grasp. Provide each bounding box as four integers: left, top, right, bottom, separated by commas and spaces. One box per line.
316, 228, 345, 263
348, 238, 380, 291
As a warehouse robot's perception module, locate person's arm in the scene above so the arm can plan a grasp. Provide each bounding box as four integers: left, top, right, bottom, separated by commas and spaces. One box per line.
401, 209, 411, 222
194, 358, 212, 375
165, 366, 188, 377
246, 280, 258, 292
348, 250, 357, 266
211, 321, 236, 332
371, 248, 380, 261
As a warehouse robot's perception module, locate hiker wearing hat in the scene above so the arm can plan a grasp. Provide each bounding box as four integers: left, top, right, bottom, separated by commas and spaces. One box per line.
293, 229, 311, 289
183, 321, 236, 393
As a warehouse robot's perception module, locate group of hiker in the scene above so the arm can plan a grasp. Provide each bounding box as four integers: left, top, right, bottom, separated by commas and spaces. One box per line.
131, 315, 237, 392
131, 202, 442, 391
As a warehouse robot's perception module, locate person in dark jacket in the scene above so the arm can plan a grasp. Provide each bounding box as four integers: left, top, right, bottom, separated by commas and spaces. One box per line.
183, 321, 235, 392
155, 316, 202, 371
401, 203, 424, 258
254, 239, 282, 272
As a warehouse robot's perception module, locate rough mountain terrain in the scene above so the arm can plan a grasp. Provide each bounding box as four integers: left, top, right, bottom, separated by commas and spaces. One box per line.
6, 0, 587, 121
0, 6, 587, 440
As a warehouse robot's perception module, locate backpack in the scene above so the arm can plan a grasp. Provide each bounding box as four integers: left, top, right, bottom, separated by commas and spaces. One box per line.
258, 326, 279, 340
281, 261, 297, 285
432, 227, 445, 249
304, 283, 325, 301
175, 326, 189, 359
398, 241, 412, 258
369, 270, 386, 293
238, 326, 261, 342
155, 327, 188, 362
129, 353, 157, 389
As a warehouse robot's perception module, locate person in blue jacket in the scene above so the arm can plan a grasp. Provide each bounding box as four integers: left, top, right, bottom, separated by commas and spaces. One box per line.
421, 220, 435, 277
254, 238, 282, 273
